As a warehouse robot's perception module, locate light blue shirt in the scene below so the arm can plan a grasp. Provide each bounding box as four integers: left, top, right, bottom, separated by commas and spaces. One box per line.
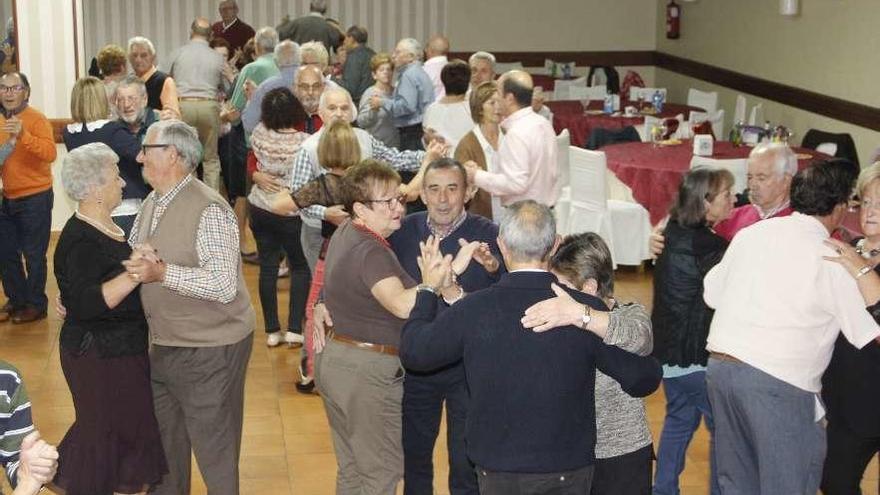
382, 61, 435, 127
242, 65, 298, 135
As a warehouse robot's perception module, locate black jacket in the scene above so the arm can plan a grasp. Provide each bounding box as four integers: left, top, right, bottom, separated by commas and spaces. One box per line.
651, 221, 728, 367
400, 271, 662, 473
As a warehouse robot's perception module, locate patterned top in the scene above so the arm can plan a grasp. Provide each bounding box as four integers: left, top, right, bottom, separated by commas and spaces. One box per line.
129, 175, 241, 303
0, 360, 33, 490
249, 124, 309, 214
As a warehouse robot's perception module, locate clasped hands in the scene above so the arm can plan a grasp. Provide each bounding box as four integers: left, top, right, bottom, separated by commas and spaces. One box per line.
122, 243, 166, 284
417, 235, 499, 292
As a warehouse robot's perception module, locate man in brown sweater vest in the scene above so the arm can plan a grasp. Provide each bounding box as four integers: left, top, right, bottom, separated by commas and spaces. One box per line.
123, 120, 255, 495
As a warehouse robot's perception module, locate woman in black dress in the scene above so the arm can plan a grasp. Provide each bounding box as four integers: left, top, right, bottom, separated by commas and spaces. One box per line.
51, 142, 166, 495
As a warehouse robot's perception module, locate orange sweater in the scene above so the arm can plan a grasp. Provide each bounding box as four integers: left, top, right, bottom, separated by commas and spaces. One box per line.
1, 106, 56, 199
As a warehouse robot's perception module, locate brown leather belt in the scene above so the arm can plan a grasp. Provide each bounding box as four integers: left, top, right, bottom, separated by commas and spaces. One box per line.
330, 332, 398, 356
179, 97, 215, 101
709, 352, 742, 363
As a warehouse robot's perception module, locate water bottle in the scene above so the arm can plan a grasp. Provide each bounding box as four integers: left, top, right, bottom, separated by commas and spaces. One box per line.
652, 90, 664, 113
603, 91, 614, 114
729, 121, 744, 146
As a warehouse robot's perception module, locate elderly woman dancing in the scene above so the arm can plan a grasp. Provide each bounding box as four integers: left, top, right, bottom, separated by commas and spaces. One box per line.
51, 143, 166, 495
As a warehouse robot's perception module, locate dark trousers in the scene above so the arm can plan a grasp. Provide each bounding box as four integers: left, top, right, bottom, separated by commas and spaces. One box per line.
219, 122, 248, 200
0, 189, 53, 311
591, 444, 653, 495
403, 364, 477, 495
821, 418, 880, 495
150, 333, 253, 495
397, 123, 424, 151
476, 465, 594, 495
248, 204, 311, 334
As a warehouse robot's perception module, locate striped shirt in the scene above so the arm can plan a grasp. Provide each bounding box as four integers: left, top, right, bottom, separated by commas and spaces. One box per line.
0, 361, 33, 490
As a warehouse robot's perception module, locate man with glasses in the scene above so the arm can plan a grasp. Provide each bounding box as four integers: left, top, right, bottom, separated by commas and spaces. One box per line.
0, 72, 56, 324
124, 119, 255, 495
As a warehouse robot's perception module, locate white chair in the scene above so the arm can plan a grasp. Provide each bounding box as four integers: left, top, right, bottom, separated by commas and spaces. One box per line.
689, 109, 725, 138
690, 156, 749, 195
629, 87, 667, 103
554, 131, 572, 233
734, 94, 747, 124
568, 85, 607, 101
687, 88, 718, 114
748, 103, 763, 125
566, 148, 652, 267
815, 143, 839, 157
494, 61, 524, 73
552, 76, 588, 100
640, 115, 662, 141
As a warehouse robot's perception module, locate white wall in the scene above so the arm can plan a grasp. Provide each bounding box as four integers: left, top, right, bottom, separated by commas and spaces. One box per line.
654, 0, 880, 164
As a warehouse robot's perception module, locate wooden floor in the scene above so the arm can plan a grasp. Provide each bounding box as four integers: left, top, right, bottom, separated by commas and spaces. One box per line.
1, 238, 877, 494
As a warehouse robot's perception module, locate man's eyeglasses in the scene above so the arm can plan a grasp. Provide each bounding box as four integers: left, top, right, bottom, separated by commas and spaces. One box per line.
0, 85, 25, 94
140, 143, 170, 154
365, 194, 407, 209
851, 198, 880, 213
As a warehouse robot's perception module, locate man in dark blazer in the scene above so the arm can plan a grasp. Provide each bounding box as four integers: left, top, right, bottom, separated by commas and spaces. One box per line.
277, 0, 341, 52
400, 200, 662, 495
335, 25, 375, 104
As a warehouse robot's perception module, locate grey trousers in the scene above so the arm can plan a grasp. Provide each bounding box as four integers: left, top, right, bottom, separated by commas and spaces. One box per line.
706, 358, 826, 495
300, 221, 324, 273
315, 339, 404, 495
150, 333, 254, 495
180, 99, 222, 191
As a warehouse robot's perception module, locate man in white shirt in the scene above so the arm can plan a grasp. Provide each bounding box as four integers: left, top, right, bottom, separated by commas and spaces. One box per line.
703, 159, 880, 494
422, 35, 449, 100
464, 70, 558, 209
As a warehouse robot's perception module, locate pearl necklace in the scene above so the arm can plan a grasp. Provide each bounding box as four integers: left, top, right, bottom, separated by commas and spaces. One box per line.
75, 209, 125, 240
855, 238, 880, 259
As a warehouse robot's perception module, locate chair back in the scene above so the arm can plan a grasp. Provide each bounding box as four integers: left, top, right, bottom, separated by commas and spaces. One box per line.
569, 85, 607, 101
689, 109, 725, 139
569, 147, 608, 212
495, 61, 524, 73
687, 88, 718, 114
802, 129, 860, 166
556, 129, 571, 191
690, 156, 749, 195
748, 103, 763, 125
734, 94, 747, 123
552, 76, 588, 100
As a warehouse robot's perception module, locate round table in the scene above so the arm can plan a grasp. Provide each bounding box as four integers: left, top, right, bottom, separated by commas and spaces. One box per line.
548, 100, 702, 148
602, 140, 825, 225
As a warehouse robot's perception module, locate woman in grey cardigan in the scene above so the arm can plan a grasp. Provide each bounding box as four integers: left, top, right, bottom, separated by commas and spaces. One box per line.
522, 232, 655, 495
356, 53, 399, 147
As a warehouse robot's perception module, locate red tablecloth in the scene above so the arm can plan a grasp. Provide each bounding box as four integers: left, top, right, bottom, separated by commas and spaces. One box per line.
531, 74, 558, 92
548, 100, 702, 147
603, 140, 825, 225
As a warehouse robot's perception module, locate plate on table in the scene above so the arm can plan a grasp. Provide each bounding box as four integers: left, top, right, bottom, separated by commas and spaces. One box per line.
658, 139, 682, 146
796, 152, 813, 160
585, 110, 605, 115
639, 107, 657, 115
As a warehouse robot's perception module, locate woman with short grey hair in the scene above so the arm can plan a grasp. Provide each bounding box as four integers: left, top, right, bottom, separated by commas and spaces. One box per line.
52, 142, 168, 494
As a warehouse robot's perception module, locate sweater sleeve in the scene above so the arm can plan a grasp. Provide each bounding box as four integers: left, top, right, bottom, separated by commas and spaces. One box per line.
605, 302, 653, 356
59, 237, 115, 322
593, 341, 662, 398
399, 291, 466, 371
18, 113, 57, 163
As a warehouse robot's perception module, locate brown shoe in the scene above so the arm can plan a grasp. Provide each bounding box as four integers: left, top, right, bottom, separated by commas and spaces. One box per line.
12, 306, 47, 324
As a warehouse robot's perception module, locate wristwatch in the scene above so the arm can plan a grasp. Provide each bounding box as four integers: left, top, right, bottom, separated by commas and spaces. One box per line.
581, 304, 592, 330
417, 284, 439, 295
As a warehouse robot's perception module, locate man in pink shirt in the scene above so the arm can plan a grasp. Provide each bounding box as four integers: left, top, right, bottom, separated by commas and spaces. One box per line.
652, 142, 797, 252
464, 70, 559, 209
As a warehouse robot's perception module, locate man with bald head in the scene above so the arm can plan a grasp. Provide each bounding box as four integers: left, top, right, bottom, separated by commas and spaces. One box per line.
464, 70, 559, 210
167, 17, 230, 191
423, 34, 449, 99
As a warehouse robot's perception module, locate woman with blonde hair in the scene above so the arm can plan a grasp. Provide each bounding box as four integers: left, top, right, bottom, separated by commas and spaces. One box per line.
455, 81, 502, 219
62, 76, 147, 235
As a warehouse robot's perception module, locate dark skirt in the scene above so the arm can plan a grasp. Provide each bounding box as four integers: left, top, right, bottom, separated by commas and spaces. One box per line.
53, 347, 167, 495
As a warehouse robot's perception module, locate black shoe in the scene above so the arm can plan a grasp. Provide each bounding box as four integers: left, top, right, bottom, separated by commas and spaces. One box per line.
295, 376, 316, 394
12, 306, 47, 324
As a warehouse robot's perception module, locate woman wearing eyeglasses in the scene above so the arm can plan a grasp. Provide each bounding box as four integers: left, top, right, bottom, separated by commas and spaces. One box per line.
820, 162, 880, 495
63, 76, 148, 236
314, 159, 468, 494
